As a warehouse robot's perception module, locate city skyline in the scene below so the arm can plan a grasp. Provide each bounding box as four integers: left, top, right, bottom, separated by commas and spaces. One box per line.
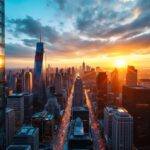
5, 0, 150, 68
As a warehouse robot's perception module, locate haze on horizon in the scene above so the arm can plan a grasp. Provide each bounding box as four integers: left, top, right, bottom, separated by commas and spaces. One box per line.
5, 0, 150, 68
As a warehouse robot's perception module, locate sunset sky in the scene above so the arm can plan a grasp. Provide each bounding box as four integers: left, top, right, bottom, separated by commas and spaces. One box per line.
5, 0, 150, 68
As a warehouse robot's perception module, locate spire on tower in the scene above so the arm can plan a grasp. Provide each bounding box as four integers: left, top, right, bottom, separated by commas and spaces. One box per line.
40, 32, 42, 42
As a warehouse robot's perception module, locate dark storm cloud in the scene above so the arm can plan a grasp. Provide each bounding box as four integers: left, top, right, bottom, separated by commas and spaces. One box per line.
8, 16, 59, 43
6, 43, 34, 58
22, 39, 38, 47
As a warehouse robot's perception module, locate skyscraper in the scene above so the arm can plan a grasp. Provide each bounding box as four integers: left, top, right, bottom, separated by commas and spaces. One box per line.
13, 126, 39, 150
54, 69, 62, 94
104, 106, 118, 148
24, 71, 32, 93
111, 68, 119, 96
5, 108, 15, 147
7, 93, 24, 128
112, 108, 133, 150
33, 39, 47, 112
96, 72, 108, 96
82, 61, 85, 72
73, 76, 84, 107
122, 86, 150, 148
0, 0, 5, 148
126, 65, 137, 86
96, 72, 108, 118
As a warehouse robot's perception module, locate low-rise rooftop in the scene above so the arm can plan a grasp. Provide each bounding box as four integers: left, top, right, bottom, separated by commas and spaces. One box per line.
6, 145, 31, 150
16, 126, 37, 137
8, 93, 24, 98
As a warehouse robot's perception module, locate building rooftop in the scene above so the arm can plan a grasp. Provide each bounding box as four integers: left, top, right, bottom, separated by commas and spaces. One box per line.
124, 85, 150, 90
16, 126, 37, 137
44, 114, 54, 121
6, 107, 14, 113
74, 117, 84, 136
114, 107, 132, 119
8, 93, 24, 98
105, 106, 118, 113
69, 120, 92, 140
73, 106, 89, 112
6, 145, 31, 150
32, 111, 47, 118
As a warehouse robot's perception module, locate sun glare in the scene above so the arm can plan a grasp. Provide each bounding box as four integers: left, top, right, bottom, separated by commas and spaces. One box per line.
115, 59, 126, 67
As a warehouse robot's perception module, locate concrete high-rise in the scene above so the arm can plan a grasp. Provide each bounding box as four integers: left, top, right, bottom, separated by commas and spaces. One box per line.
0, 0, 5, 148
126, 65, 137, 86
14, 126, 39, 150
33, 40, 47, 112
24, 93, 33, 124
112, 108, 133, 150
73, 76, 84, 107
7, 93, 24, 128
104, 106, 118, 147
24, 71, 32, 93
122, 86, 150, 148
5, 108, 15, 147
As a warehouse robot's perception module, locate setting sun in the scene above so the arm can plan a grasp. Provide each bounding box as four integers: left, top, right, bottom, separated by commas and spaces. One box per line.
115, 59, 126, 67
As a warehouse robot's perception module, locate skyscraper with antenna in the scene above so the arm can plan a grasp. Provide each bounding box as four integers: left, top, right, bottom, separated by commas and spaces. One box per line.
33, 33, 47, 112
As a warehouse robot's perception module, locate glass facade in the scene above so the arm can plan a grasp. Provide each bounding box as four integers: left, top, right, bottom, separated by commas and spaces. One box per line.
0, 0, 5, 149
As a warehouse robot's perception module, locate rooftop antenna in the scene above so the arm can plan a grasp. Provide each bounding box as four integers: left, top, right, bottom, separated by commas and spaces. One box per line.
40, 31, 42, 43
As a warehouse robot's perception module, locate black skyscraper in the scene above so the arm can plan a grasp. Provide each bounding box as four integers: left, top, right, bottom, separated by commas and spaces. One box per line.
0, 0, 5, 149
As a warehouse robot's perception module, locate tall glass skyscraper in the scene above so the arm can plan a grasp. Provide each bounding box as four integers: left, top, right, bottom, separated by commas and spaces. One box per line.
33, 40, 47, 112
0, 0, 5, 149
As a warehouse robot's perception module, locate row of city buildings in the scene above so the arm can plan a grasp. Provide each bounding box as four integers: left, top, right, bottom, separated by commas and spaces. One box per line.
82, 63, 150, 150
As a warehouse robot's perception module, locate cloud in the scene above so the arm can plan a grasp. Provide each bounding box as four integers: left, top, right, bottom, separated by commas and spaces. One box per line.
6, 0, 150, 67
22, 39, 38, 47
8, 16, 59, 43
6, 43, 34, 58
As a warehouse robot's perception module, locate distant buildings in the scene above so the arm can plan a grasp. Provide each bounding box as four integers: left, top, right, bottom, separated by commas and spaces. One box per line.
82, 61, 85, 72
111, 68, 119, 96
96, 72, 108, 96
0, 0, 5, 148
7, 93, 24, 128
126, 66, 137, 86
5, 108, 15, 147
54, 69, 62, 94
122, 85, 150, 148
112, 108, 133, 150
73, 76, 84, 107
13, 126, 39, 150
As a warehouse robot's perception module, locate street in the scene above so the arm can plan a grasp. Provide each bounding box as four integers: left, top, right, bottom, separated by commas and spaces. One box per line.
85, 89, 106, 150
53, 87, 74, 150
